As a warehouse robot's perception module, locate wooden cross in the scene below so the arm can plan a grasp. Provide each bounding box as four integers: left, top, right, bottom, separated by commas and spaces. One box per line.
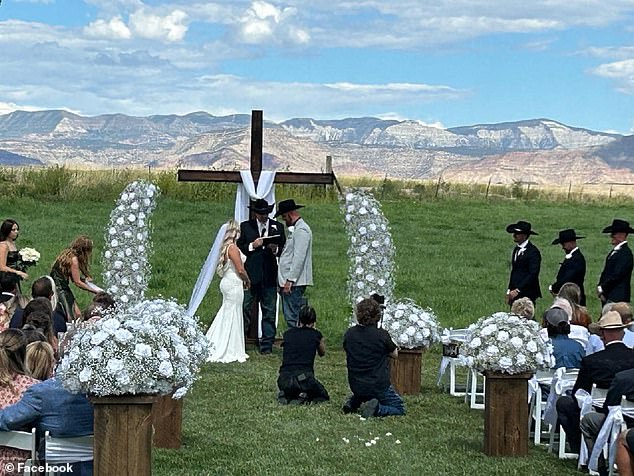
177, 110, 338, 190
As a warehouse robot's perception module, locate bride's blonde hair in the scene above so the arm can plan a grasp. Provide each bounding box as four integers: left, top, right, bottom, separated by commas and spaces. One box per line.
216, 220, 240, 276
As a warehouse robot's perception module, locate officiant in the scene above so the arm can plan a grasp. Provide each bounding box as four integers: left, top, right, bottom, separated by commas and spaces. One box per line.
237, 199, 286, 355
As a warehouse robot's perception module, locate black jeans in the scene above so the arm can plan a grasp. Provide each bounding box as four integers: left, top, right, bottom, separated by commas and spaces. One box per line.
277, 370, 329, 403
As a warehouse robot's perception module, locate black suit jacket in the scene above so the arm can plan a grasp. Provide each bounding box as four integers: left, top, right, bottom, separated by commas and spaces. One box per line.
602, 368, 634, 412
551, 248, 586, 305
508, 241, 542, 302
572, 342, 634, 396
236, 218, 286, 287
599, 243, 633, 302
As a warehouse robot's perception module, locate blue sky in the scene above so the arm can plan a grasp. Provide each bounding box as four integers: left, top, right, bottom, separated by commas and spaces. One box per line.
1, 0, 634, 133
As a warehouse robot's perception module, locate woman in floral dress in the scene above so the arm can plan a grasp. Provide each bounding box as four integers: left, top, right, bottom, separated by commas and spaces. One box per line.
50, 235, 99, 321
0, 329, 39, 475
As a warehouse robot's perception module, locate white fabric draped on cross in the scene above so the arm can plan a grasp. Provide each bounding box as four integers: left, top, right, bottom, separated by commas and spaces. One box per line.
186, 171, 277, 317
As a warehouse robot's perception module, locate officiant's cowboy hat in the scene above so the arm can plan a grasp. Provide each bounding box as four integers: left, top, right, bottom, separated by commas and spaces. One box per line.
0, 292, 14, 304
552, 229, 585, 245
248, 199, 274, 214
506, 221, 538, 235
602, 219, 634, 234
589, 310, 628, 334
275, 199, 304, 217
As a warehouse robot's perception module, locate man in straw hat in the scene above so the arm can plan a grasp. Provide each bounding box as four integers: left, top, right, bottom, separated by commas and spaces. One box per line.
275, 199, 313, 328
549, 228, 587, 305
598, 219, 634, 304
237, 199, 286, 354
556, 310, 634, 454
505, 220, 542, 305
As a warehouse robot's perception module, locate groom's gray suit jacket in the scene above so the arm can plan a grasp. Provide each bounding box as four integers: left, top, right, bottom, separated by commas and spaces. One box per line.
278, 218, 313, 287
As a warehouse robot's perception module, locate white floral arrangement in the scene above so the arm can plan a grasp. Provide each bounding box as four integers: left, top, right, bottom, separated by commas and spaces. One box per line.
461, 312, 555, 375
57, 298, 210, 398
102, 180, 159, 308
379, 299, 441, 349
16, 247, 40, 271
341, 190, 395, 322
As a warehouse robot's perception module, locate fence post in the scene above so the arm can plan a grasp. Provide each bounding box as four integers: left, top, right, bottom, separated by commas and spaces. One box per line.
435, 176, 442, 199
485, 177, 492, 200
567, 182, 572, 200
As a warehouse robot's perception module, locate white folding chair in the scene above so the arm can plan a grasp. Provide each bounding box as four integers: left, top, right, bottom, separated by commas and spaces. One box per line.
546, 368, 580, 459
44, 431, 93, 476
438, 328, 468, 397
0, 428, 36, 466
464, 369, 485, 410
529, 369, 555, 445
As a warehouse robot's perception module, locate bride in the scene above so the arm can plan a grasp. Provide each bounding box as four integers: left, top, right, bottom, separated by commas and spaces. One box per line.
206, 220, 251, 363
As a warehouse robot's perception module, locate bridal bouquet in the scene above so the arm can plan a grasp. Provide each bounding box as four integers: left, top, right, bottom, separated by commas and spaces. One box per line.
57, 298, 209, 398
380, 299, 441, 349
102, 180, 159, 307
461, 312, 554, 375
341, 190, 396, 322
16, 247, 40, 271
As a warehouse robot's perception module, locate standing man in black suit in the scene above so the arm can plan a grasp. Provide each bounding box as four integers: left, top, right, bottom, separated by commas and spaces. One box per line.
598, 218, 634, 304
505, 220, 542, 305
549, 228, 587, 305
237, 199, 286, 355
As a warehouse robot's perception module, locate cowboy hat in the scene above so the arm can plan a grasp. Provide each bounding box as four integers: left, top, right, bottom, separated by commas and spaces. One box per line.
248, 199, 274, 214
506, 220, 538, 235
552, 228, 585, 245
602, 219, 634, 234
274, 199, 304, 217
0, 292, 14, 304
589, 310, 627, 334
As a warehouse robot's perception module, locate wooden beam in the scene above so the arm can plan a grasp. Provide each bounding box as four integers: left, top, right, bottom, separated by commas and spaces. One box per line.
250, 110, 263, 175
178, 169, 335, 185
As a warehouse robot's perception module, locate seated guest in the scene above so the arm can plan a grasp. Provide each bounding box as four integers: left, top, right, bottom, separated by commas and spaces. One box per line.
558, 282, 591, 327
342, 298, 405, 418
0, 376, 93, 475
277, 305, 329, 405
0, 292, 13, 333
556, 311, 634, 453
23, 310, 58, 355
608, 302, 634, 349
26, 341, 55, 380
81, 292, 116, 322
10, 277, 67, 333
543, 307, 584, 369
0, 329, 39, 475
0, 274, 27, 321
581, 368, 634, 475
511, 297, 534, 320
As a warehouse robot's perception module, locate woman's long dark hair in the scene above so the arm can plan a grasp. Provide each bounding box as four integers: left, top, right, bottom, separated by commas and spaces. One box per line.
0, 219, 18, 242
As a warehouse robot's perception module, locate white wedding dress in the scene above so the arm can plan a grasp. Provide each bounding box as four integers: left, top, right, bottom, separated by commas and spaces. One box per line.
205, 250, 249, 363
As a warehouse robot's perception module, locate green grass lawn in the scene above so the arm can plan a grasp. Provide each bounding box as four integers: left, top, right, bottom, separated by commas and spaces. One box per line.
2, 191, 628, 475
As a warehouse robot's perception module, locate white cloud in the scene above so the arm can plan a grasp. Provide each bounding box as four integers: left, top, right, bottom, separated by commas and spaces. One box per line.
236, 1, 310, 45
84, 17, 132, 40
0, 102, 44, 115
592, 59, 634, 94
129, 9, 188, 42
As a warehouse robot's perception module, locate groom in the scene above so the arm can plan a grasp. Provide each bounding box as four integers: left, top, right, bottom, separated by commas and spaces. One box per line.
237, 199, 286, 354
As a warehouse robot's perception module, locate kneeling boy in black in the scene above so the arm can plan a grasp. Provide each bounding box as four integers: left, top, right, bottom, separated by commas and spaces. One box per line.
277, 305, 329, 404
343, 298, 405, 418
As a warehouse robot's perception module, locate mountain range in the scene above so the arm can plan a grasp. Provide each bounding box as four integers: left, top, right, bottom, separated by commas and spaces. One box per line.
1, 110, 633, 185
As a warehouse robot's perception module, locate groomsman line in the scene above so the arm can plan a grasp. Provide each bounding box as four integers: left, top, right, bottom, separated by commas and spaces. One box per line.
506, 218, 633, 308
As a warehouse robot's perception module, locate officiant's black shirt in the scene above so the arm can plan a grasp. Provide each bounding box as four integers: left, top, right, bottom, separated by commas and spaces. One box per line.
343, 325, 396, 399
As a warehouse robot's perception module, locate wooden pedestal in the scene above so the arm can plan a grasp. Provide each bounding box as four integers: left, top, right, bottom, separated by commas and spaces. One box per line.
91, 394, 157, 476
389, 347, 423, 395
483, 372, 531, 457
153, 394, 183, 449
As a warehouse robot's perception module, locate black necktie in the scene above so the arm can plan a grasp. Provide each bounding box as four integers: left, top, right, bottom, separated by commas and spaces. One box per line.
260, 224, 266, 237
513, 246, 520, 262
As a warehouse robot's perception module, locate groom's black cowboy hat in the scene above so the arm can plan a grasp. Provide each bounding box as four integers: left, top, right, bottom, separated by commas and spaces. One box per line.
602, 218, 634, 234
248, 199, 274, 214
506, 221, 538, 236
552, 229, 585, 245
275, 199, 304, 217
